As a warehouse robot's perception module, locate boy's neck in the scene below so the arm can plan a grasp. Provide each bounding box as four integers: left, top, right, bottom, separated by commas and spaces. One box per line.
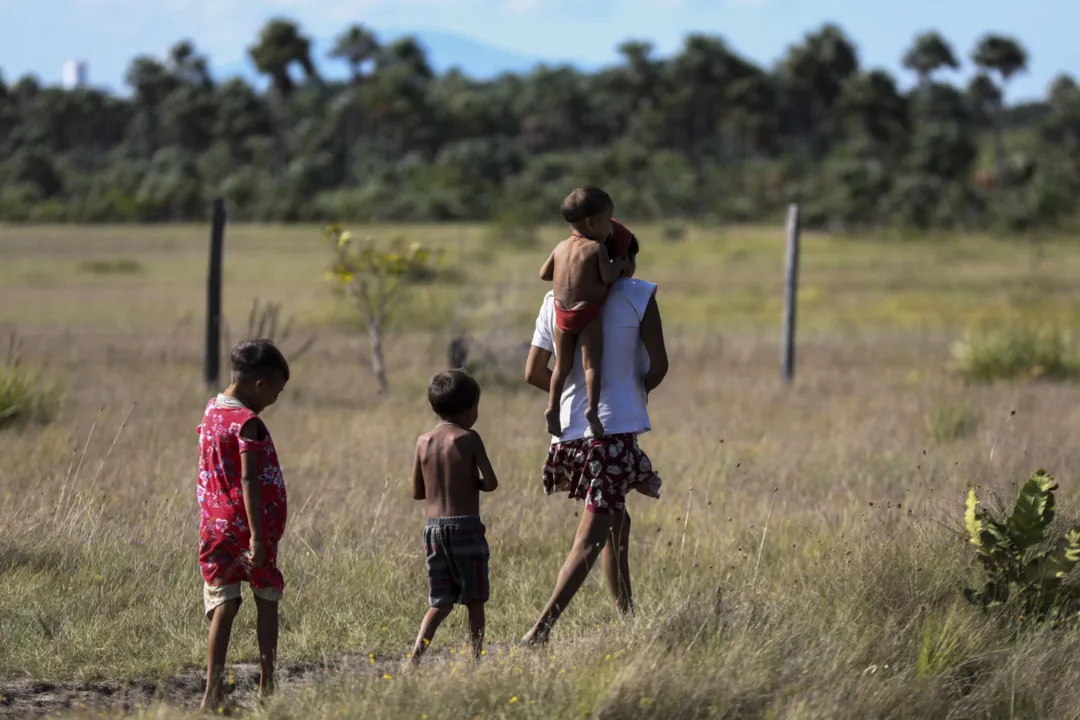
571, 230, 602, 242
222, 384, 259, 413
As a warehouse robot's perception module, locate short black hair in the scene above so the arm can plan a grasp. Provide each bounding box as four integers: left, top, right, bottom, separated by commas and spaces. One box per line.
428, 369, 481, 419
231, 339, 290, 382
561, 186, 614, 224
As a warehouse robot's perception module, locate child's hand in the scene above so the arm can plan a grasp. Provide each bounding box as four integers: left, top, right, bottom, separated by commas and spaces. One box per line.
249, 538, 266, 567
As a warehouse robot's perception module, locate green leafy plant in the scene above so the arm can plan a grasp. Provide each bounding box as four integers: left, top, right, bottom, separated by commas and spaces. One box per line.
963, 469, 1080, 618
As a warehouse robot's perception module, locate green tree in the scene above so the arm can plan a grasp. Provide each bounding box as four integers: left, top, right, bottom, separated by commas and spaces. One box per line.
902, 31, 959, 90
972, 34, 1029, 179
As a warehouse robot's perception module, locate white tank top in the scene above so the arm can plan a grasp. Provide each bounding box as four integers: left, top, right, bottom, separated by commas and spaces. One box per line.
531, 278, 657, 443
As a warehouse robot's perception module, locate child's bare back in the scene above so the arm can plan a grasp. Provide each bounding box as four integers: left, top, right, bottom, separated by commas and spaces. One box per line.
414, 423, 496, 518
543, 235, 617, 311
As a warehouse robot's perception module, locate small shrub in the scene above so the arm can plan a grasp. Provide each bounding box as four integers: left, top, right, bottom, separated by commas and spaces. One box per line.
963, 469, 1080, 619
951, 325, 1080, 382
77, 258, 143, 275
927, 404, 980, 442
0, 363, 59, 430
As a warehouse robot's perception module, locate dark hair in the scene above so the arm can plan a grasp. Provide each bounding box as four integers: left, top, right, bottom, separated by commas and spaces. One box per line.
561, 186, 614, 224
230, 339, 290, 383
428, 369, 481, 418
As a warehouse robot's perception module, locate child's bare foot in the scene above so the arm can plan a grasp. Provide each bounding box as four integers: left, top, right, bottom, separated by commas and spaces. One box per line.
585, 407, 604, 438
545, 406, 562, 437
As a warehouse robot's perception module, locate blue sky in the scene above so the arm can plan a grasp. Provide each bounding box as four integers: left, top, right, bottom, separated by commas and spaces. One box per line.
0, 0, 1073, 102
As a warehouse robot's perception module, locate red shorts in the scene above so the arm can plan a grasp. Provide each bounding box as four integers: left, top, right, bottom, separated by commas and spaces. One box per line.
554, 299, 605, 334
542, 433, 661, 514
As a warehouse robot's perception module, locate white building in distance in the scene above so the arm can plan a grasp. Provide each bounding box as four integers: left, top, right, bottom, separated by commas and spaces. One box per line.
61, 60, 89, 90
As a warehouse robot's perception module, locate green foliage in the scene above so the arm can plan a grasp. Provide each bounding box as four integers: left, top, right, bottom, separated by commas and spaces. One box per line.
926, 403, 980, 441
77, 258, 143, 275
0, 363, 59, 430
0, 23, 1073, 230
963, 470, 1080, 619
951, 325, 1080, 382
322, 223, 443, 393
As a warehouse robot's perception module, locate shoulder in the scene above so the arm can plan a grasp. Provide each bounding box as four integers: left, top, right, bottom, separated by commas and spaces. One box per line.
610, 278, 657, 318
239, 416, 266, 441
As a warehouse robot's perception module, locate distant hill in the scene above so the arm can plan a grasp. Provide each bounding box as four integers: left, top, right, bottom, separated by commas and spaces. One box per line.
210, 28, 608, 86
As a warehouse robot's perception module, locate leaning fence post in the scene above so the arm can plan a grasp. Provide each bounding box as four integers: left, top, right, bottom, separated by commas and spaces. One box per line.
781, 203, 801, 385
204, 198, 226, 389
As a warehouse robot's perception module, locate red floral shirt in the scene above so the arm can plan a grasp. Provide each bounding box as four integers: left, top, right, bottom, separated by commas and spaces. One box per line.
196, 395, 287, 591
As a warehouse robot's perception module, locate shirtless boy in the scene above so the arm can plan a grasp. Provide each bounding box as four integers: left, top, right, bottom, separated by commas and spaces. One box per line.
409, 369, 499, 663
540, 186, 633, 438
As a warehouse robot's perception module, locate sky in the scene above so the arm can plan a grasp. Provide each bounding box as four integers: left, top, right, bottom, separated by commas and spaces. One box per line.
0, 0, 1073, 103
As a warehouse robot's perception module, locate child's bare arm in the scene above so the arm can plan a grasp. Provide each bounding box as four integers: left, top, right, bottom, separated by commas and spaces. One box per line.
411, 442, 426, 500
540, 249, 556, 281
239, 419, 266, 566
470, 432, 499, 492
597, 242, 625, 285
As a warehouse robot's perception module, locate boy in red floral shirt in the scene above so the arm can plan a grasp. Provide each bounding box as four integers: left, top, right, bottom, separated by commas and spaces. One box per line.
196, 339, 289, 710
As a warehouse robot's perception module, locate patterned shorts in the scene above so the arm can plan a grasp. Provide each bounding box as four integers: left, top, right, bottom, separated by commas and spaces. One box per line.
424, 516, 490, 608
203, 581, 283, 619
542, 433, 662, 514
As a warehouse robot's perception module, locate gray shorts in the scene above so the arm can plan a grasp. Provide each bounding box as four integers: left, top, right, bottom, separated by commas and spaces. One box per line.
424, 515, 490, 608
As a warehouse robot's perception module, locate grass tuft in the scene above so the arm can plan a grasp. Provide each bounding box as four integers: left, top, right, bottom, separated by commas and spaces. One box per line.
951, 324, 1080, 382
0, 362, 59, 430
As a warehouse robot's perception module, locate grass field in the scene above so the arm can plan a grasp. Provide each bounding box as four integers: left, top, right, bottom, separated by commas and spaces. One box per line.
3, 223, 1080, 718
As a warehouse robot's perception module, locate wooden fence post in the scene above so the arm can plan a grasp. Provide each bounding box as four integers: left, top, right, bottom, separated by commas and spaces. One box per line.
781, 203, 801, 385
204, 198, 226, 389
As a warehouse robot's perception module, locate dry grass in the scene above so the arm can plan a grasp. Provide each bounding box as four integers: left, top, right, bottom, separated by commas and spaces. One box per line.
3, 223, 1080, 718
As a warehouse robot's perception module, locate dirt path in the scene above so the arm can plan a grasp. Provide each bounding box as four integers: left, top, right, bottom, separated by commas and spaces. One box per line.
0, 652, 405, 717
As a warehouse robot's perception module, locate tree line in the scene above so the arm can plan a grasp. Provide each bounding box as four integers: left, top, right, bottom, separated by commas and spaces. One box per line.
0, 19, 1078, 232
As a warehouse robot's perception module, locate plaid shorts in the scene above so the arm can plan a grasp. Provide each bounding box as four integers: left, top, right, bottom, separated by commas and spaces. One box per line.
542, 433, 662, 514
424, 516, 490, 608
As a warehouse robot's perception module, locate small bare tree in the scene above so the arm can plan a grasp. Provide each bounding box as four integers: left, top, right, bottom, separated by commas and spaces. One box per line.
323, 223, 440, 393
246, 298, 316, 362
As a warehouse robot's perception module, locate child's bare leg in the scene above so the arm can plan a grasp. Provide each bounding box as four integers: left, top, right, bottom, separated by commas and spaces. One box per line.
579, 318, 605, 437
521, 510, 615, 647
466, 601, 486, 660
601, 510, 633, 614
411, 605, 454, 664
200, 599, 240, 711
546, 326, 578, 436
253, 596, 278, 698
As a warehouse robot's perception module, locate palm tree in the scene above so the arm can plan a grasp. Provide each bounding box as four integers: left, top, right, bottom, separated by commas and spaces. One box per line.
330, 24, 380, 184
125, 56, 177, 157
248, 18, 318, 177
248, 18, 319, 98
330, 24, 380, 86
972, 34, 1029, 181
902, 32, 959, 91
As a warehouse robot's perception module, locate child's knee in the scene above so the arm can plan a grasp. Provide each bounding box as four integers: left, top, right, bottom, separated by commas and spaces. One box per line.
215, 598, 241, 620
